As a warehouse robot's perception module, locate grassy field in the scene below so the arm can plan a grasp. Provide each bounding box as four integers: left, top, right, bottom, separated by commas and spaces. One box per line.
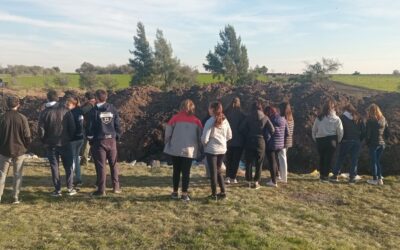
332, 74, 400, 92
1, 73, 399, 93
0, 161, 399, 249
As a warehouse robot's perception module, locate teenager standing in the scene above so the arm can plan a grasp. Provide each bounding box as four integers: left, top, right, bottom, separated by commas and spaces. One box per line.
224, 97, 245, 184
39, 90, 77, 196
312, 99, 343, 183
240, 100, 274, 189
202, 102, 232, 200
66, 95, 85, 187
80, 92, 96, 167
0, 96, 31, 204
86, 90, 121, 196
365, 104, 389, 185
164, 99, 203, 202
265, 106, 288, 188
331, 104, 365, 183
277, 102, 294, 183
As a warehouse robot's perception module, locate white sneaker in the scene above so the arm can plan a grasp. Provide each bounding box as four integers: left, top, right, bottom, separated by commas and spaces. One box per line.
367, 179, 378, 185
232, 179, 238, 184
13, 198, 20, 205
378, 179, 384, 185
67, 189, 78, 196
266, 181, 278, 188
354, 175, 362, 181
225, 178, 231, 184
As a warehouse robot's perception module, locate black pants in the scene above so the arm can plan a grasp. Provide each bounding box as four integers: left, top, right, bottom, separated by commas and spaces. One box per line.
244, 140, 265, 182
266, 150, 280, 184
225, 146, 243, 179
206, 154, 226, 195
172, 156, 192, 193
47, 145, 74, 191
316, 136, 338, 179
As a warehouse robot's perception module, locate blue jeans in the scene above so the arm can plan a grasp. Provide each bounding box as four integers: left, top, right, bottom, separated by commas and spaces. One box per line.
369, 145, 385, 180
333, 140, 361, 178
71, 140, 84, 183
47, 145, 73, 191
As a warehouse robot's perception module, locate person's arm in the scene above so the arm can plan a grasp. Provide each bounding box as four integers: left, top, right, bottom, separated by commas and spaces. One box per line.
384, 120, 390, 140
226, 120, 233, 141
365, 120, 371, 145
312, 119, 318, 142
359, 120, 366, 141
113, 106, 121, 140
86, 110, 94, 140
265, 117, 275, 135
201, 118, 213, 146
22, 116, 32, 148
337, 119, 344, 142
66, 111, 76, 140
38, 111, 45, 141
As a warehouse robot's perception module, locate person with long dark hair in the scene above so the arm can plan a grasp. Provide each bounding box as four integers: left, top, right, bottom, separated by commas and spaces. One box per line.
312, 99, 343, 183
331, 104, 365, 183
224, 97, 245, 184
265, 106, 288, 188
366, 104, 389, 185
164, 99, 203, 202
202, 102, 232, 200
240, 100, 274, 189
277, 102, 294, 183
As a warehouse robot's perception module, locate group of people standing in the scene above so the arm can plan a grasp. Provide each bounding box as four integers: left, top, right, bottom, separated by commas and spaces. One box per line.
164, 98, 295, 201
0, 89, 121, 203
0, 90, 391, 204
165, 97, 389, 201
312, 100, 389, 185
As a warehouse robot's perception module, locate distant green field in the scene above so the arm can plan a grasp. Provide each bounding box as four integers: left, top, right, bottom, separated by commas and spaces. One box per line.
1, 73, 398, 92
0, 73, 131, 90
332, 74, 400, 92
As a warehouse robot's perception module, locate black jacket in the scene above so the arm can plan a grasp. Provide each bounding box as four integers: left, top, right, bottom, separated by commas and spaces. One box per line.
0, 110, 31, 157
38, 103, 76, 147
366, 117, 389, 147
239, 110, 275, 150
86, 103, 121, 141
225, 108, 245, 147
340, 114, 365, 141
71, 107, 84, 141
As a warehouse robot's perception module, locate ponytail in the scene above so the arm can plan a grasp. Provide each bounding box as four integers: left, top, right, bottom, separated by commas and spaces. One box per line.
210, 102, 225, 127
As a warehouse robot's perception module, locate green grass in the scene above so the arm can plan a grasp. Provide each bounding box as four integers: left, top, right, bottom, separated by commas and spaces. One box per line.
0, 73, 131, 90
0, 161, 399, 249
332, 74, 400, 92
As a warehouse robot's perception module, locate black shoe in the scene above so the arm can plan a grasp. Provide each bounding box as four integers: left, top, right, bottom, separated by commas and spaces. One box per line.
50, 190, 62, 197
330, 175, 339, 183
320, 177, 330, 183
171, 192, 179, 200
349, 178, 357, 184
208, 194, 218, 201
74, 181, 83, 187
181, 194, 191, 202
217, 193, 227, 200
91, 191, 106, 197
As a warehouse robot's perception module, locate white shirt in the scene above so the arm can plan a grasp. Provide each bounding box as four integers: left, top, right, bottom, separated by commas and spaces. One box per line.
201, 117, 232, 155
312, 112, 344, 142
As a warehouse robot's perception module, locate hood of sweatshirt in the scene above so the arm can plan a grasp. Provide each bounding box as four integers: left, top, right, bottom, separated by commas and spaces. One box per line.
45, 101, 58, 108
343, 111, 353, 120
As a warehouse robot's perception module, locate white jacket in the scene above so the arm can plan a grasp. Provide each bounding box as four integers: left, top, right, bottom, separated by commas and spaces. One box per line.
312, 112, 344, 142
201, 117, 232, 155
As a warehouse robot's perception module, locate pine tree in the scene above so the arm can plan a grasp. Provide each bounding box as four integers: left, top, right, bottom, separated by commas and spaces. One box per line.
129, 22, 155, 85
154, 29, 180, 87
204, 25, 249, 85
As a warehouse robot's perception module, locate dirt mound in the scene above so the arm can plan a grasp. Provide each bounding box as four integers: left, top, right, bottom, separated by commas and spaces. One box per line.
3, 82, 399, 174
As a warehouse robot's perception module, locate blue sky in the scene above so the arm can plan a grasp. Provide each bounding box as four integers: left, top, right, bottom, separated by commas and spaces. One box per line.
0, 0, 399, 73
